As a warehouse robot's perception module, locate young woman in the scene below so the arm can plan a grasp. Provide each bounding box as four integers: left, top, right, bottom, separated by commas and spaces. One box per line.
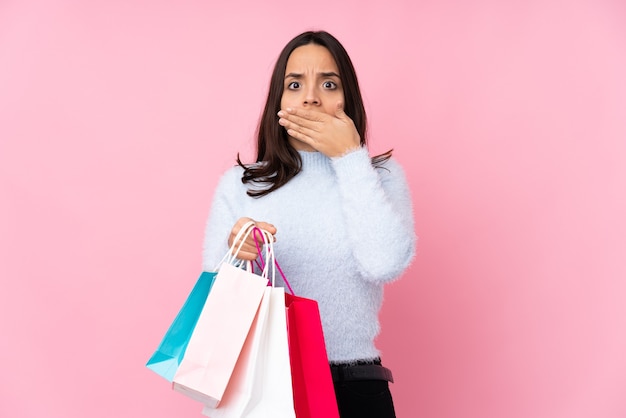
202, 30, 416, 418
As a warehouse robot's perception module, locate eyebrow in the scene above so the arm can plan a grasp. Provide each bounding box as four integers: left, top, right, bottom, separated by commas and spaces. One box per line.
285, 71, 341, 79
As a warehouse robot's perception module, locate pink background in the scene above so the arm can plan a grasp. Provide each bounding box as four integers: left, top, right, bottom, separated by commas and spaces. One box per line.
1, 1, 626, 417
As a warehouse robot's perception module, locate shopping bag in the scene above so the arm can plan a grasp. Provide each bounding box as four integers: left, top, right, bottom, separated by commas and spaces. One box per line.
146, 271, 217, 382
242, 285, 295, 417
285, 293, 340, 418
203, 286, 296, 418
201, 287, 272, 418
202, 227, 295, 418
146, 220, 255, 382
172, 223, 269, 408
172, 262, 268, 407
242, 227, 338, 418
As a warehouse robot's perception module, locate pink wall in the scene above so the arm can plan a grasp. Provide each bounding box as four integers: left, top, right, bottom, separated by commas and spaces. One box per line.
1, 1, 625, 417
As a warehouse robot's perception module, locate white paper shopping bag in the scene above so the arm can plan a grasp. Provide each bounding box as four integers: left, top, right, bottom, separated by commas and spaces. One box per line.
200, 287, 271, 418
172, 262, 268, 408
242, 286, 295, 417
202, 287, 296, 418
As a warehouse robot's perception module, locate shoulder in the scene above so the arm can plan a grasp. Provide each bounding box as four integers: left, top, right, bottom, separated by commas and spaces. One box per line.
375, 155, 407, 178
333, 147, 404, 169
213, 164, 245, 195
214, 161, 275, 197
340, 147, 407, 177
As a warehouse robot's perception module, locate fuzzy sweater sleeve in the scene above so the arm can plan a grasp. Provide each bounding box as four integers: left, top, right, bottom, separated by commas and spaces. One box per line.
331, 147, 416, 283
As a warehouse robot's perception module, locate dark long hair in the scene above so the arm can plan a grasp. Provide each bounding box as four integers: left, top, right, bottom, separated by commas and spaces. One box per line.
237, 30, 391, 197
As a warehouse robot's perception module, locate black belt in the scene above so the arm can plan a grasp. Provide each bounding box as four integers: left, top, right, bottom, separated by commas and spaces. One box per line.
330, 363, 394, 383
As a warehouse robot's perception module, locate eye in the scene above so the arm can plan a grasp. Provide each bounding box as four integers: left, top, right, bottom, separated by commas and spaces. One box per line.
287, 81, 301, 90
323, 81, 337, 89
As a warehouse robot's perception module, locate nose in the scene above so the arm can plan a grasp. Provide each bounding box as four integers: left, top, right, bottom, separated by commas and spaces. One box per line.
303, 86, 320, 106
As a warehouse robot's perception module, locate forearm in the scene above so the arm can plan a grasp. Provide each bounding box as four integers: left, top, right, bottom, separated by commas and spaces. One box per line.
331, 148, 416, 282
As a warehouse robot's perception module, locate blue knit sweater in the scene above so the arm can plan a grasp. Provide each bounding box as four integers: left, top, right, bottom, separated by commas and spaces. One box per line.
202, 147, 416, 363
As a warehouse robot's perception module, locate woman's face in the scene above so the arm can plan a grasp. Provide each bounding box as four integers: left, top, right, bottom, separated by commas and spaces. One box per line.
280, 44, 345, 150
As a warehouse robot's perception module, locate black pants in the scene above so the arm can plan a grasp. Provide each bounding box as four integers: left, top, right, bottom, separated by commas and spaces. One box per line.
331, 360, 397, 418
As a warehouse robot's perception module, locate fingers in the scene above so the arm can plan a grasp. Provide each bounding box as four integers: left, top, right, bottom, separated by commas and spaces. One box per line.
228, 217, 277, 260
234, 250, 261, 261
277, 108, 329, 133
255, 221, 277, 237
284, 126, 316, 148
279, 107, 326, 123
234, 240, 262, 261
228, 217, 255, 248
278, 108, 326, 148
278, 112, 322, 141
277, 105, 360, 157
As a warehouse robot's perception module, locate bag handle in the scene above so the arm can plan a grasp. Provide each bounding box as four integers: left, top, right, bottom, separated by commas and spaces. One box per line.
252, 226, 295, 295
214, 220, 256, 271
252, 227, 275, 284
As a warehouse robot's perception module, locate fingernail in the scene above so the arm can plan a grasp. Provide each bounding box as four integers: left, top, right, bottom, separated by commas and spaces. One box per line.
277, 110, 284, 117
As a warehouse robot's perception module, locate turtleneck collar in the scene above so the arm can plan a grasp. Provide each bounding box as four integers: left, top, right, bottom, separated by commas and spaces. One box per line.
298, 150, 332, 173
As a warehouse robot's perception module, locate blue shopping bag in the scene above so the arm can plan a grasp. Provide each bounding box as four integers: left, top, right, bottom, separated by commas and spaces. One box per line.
146, 271, 217, 382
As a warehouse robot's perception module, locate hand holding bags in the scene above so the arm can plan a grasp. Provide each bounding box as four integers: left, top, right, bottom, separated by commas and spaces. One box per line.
172, 222, 269, 408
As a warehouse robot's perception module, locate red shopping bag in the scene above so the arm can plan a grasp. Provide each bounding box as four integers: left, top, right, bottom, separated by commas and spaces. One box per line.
285, 293, 340, 418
